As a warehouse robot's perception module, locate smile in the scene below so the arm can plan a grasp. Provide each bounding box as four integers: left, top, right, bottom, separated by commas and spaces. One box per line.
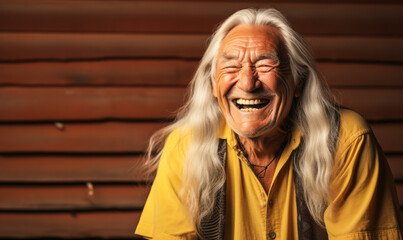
232, 98, 270, 112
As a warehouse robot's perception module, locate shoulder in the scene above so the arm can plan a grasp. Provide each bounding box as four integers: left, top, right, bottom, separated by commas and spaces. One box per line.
338, 108, 372, 148
333, 108, 381, 170
164, 127, 192, 151
158, 127, 192, 172
327, 109, 401, 237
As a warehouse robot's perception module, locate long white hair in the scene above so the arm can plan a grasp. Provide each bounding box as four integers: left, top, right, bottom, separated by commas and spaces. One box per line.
145, 8, 339, 231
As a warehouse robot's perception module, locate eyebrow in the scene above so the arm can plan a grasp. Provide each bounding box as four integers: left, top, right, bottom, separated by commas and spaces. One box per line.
253, 53, 279, 64
220, 53, 238, 61
219, 52, 279, 64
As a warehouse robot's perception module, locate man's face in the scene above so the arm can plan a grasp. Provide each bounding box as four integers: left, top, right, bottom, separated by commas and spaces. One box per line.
213, 24, 296, 138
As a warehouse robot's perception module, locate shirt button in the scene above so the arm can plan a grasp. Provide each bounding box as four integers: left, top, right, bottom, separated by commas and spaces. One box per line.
268, 199, 274, 207
269, 232, 276, 239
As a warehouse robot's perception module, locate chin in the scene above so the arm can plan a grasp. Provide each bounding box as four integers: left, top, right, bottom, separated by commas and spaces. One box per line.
227, 119, 276, 139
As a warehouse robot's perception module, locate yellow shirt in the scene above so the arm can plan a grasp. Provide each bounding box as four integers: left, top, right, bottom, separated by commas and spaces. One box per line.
135, 109, 402, 239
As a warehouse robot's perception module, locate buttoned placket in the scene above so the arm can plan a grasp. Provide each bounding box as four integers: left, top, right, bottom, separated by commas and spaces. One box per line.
233, 143, 282, 239
266, 162, 280, 239
266, 136, 302, 239
226, 124, 301, 239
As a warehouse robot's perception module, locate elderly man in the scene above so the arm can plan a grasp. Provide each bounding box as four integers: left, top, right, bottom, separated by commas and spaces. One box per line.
135, 8, 401, 239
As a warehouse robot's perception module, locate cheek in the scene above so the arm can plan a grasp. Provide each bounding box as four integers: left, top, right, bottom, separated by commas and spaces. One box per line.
272, 72, 295, 97
215, 72, 237, 100
259, 73, 280, 92
275, 76, 296, 114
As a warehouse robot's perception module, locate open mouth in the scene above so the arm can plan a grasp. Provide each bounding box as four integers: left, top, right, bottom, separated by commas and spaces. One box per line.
232, 98, 270, 112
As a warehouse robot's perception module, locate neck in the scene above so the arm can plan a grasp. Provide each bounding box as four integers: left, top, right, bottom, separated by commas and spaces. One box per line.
238, 127, 288, 164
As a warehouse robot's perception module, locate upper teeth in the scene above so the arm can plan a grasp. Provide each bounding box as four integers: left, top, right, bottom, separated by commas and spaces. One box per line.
236, 99, 266, 105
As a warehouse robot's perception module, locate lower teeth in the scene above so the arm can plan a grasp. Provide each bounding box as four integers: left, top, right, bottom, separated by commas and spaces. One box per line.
240, 108, 258, 112
234, 99, 269, 111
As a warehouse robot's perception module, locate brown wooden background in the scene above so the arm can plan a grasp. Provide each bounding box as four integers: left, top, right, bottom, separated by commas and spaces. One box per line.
0, 0, 402, 239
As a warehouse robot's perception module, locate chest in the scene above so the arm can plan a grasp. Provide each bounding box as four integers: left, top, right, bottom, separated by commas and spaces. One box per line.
225, 148, 299, 239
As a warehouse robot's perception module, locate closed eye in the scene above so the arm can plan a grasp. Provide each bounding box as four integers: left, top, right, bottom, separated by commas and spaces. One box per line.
222, 66, 242, 73
255, 65, 277, 73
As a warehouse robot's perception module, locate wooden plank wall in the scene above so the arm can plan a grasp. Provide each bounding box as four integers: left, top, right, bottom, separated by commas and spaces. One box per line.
0, 0, 402, 238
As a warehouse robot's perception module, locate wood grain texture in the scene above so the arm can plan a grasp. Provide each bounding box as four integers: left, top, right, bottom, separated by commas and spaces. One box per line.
0, 60, 196, 86
0, 60, 195, 86
1, 61, 402, 87
0, 122, 165, 153
0, 122, 400, 152
0, 185, 149, 210
0, 210, 402, 238
0, 155, 147, 182
0, 1, 401, 239
0, 87, 186, 120
371, 124, 403, 153
0, 87, 401, 121
0, 212, 141, 238
0, 154, 401, 183
308, 37, 403, 62
396, 184, 403, 208
388, 156, 403, 181
317, 63, 403, 87
0, 183, 401, 209
0, 33, 205, 61
334, 89, 403, 120
127, 0, 403, 2
0, 1, 402, 36
1, 33, 402, 62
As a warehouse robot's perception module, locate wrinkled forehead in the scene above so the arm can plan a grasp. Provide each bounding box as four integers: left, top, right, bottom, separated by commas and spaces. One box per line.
217, 24, 284, 61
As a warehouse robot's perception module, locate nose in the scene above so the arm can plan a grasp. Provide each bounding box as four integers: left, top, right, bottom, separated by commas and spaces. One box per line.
237, 66, 261, 92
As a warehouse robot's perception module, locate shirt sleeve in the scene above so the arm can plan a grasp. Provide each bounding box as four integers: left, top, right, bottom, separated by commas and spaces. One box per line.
324, 129, 402, 239
135, 130, 197, 240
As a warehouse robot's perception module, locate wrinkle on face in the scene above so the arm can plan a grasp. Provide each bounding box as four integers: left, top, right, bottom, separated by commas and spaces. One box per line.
212, 24, 296, 143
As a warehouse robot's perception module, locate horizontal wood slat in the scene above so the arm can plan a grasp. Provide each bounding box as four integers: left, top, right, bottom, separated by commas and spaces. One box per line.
0, 122, 165, 153
124, 0, 403, 2
0, 212, 140, 238
308, 37, 403, 62
0, 87, 186, 120
0, 155, 146, 182
0, 183, 402, 210
2, 184, 403, 209
0, 155, 401, 183
1, 61, 402, 87
0, 60, 196, 86
0, 1, 400, 239
388, 156, 403, 181
0, 185, 149, 210
0, 1, 402, 36
0, 210, 402, 239
0, 122, 401, 153
371, 124, 403, 153
0, 87, 401, 121
318, 63, 403, 87
1, 34, 402, 62
396, 184, 403, 208
0, 33, 205, 60
335, 89, 403, 120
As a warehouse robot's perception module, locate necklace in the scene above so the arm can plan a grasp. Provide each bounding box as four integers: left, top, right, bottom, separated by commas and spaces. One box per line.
248, 155, 278, 178
235, 134, 287, 179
